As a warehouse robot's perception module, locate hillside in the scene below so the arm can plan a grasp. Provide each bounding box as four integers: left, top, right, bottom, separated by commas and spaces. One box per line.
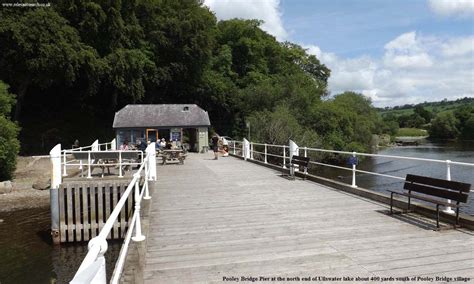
378, 97, 474, 116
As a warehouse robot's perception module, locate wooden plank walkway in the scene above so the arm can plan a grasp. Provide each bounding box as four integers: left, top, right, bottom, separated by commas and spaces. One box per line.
143, 154, 474, 283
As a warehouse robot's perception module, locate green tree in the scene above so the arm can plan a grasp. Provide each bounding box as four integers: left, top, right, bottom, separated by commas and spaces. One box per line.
0, 8, 98, 120
247, 105, 320, 146
414, 105, 432, 123
429, 112, 459, 139
454, 105, 474, 139
462, 115, 474, 140
0, 81, 20, 180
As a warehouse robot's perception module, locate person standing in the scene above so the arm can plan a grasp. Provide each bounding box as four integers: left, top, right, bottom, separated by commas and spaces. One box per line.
211, 134, 219, 160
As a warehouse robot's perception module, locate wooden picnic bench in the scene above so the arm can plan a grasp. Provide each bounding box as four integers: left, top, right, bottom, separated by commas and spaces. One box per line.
389, 174, 471, 229
161, 149, 187, 165
288, 155, 310, 180
72, 151, 141, 177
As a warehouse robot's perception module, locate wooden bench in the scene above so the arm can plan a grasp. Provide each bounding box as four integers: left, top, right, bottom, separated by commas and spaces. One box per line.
72, 151, 141, 177
161, 149, 187, 165
288, 155, 310, 180
389, 174, 471, 229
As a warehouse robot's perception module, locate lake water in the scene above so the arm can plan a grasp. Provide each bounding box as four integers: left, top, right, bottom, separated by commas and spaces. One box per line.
0, 207, 121, 284
313, 140, 474, 215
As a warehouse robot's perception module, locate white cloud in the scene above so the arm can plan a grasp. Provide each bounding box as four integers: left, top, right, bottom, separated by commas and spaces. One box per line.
304, 33, 474, 107
384, 32, 433, 68
204, 0, 287, 40
384, 31, 419, 51
428, 0, 474, 17
385, 53, 434, 68
441, 36, 474, 57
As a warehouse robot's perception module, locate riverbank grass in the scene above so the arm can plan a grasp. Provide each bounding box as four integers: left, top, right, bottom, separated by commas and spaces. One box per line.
397, 128, 428, 137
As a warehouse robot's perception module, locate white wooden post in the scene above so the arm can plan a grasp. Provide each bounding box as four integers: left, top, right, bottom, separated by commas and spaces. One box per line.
132, 175, 146, 242
444, 160, 455, 213
289, 140, 299, 159
351, 152, 358, 188
146, 142, 157, 181
304, 147, 307, 157
233, 141, 236, 155
92, 140, 99, 151
243, 139, 250, 160
283, 147, 286, 169
289, 140, 299, 173
50, 144, 62, 244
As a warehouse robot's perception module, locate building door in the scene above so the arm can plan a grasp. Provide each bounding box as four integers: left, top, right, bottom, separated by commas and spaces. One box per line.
146, 129, 158, 143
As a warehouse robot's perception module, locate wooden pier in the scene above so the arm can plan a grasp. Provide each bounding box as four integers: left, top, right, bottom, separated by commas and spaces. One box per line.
125, 154, 473, 283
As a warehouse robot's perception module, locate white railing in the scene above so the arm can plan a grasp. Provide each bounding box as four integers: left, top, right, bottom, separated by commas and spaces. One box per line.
230, 139, 474, 213
61, 139, 138, 178
70, 142, 156, 284
63, 150, 144, 178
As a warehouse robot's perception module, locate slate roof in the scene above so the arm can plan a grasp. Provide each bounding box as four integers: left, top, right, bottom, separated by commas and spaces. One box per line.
113, 104, 211, 128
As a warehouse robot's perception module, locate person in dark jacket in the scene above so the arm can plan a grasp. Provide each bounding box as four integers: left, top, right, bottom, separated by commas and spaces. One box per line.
211, 134, 219, 160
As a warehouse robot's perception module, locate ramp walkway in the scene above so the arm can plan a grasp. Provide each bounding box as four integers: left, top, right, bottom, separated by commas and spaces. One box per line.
143, 154, 474, 283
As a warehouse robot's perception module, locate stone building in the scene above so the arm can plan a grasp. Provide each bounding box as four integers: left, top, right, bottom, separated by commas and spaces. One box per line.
112, 104, 210, 152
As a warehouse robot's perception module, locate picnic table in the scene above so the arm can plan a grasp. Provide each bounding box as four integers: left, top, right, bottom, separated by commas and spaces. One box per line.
161, 149, 187, 165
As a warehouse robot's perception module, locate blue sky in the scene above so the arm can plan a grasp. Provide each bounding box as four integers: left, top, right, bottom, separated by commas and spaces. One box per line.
204, 0, 474, 106
281, 0, 473, 58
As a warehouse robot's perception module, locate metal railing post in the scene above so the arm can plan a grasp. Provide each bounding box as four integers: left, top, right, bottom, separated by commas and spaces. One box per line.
351, 152, 357, 188
62, 150, 68, 176
444, 160, 454, 213
118, 151, 123, 178
87, 151, 92, 179
233, 141, 236, 155
304, 147, 307, 158
264, 144, 268, 164
132, 176, 145, 242
283, 147, 286, 169
143, 161, 151, 200
79, 160, 83, 177
250, 142, 254, 160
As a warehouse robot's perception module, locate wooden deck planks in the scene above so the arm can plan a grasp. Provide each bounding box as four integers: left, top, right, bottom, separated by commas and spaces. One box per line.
142, 154, 474, 283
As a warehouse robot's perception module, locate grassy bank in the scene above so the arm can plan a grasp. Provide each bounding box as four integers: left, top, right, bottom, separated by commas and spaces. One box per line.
396, 128, 428, 137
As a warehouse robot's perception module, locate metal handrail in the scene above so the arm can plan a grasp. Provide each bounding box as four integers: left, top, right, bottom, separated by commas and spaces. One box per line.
304, 147, 474, 167
230, 139, 474, 199
62, 149, 143, 178
71, 146, 153, 283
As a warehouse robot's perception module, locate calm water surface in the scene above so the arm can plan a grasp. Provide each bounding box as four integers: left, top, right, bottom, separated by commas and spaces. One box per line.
314, 140, 474, 215
0, 207, 120, 284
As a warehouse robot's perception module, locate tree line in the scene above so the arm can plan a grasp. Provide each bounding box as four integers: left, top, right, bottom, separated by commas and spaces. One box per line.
0, 1, 404, 179
381, 101, 474, 140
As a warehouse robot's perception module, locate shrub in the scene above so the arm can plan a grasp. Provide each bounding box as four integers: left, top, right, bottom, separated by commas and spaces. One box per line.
0, 82, 20, 180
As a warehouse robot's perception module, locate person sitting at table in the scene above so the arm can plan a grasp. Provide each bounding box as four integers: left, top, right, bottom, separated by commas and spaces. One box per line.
120, 140, 129, 150
137, 139, 146, 151
160, 138, 166, 149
